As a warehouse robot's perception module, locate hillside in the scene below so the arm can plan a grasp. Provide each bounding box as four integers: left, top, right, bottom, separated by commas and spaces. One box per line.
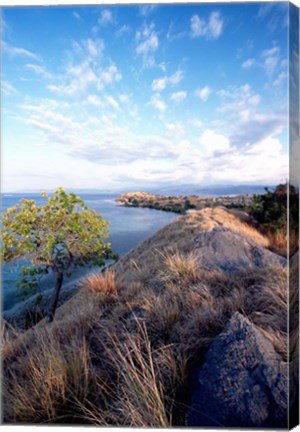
116, 191, 251, 214
2, 207, 297, 427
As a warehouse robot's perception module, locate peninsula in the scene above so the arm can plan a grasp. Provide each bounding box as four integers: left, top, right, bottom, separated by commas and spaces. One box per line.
115, 191, 251, 214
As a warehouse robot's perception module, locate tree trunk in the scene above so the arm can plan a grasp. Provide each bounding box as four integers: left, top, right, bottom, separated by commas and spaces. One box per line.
46, 272, 64, 323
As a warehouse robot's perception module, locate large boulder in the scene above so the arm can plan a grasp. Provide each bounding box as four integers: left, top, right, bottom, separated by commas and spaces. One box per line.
194, 227, 286, 272
187, 312, 288, 428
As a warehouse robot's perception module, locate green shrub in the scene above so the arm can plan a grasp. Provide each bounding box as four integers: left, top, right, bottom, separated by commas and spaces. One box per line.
248, 184, 289, 233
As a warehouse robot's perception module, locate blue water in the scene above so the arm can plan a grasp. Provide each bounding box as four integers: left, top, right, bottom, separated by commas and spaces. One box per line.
1, 193, 179, 313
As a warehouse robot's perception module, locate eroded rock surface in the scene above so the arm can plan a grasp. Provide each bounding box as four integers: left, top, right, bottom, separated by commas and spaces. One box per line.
194, 227, 286, 272
187, 312, 288, 428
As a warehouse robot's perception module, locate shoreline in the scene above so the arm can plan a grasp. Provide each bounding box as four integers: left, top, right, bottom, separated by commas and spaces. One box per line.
115, 191, 252, 214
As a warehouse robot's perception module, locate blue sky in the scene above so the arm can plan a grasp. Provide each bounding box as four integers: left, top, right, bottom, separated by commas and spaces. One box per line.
1, 2, 292, 192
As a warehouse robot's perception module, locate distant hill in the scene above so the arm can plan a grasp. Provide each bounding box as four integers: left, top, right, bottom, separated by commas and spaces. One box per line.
6, 184, 272, 196
151, 184, 272, 196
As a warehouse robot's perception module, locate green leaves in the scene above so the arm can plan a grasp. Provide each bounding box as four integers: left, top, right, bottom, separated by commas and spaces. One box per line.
248, 184, 288, 233
1, 188, 115, 302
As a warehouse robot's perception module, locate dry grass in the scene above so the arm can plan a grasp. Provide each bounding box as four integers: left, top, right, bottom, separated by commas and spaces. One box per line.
3, 329, 92, 423
2, 206, 291, 425
159, 250, 200, 284
99, 322, 185, 427
267, 230, 288, 256
257, 228, 299, 258
83, 269, 116, 296
186, 207, 270, 248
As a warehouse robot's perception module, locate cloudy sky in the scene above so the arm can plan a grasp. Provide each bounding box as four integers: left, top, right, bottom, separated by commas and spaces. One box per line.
2, 2, 291, 192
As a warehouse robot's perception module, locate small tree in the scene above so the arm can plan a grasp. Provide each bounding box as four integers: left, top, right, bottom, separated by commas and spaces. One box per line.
1, 188, 117, 322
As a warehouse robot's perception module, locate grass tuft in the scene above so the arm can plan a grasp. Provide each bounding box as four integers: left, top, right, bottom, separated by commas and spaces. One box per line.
160, 250, 200, 284
83, 269, 116, 296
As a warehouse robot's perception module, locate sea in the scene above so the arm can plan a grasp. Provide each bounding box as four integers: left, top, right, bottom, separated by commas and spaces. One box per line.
1, 193, 179, 315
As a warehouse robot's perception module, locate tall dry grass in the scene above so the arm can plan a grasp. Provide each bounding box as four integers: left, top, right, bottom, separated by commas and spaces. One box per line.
2, 207, 290, 425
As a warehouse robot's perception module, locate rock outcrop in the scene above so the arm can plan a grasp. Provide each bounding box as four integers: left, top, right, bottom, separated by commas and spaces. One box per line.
187, 312, 288, 428
194, 226, 286, 272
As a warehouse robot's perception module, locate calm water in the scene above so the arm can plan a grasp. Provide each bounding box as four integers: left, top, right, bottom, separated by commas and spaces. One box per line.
1, 193, 179, 314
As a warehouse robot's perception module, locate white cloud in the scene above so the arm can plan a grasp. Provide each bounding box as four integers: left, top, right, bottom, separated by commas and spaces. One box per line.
1, 80, 18, 96
73, 37, 105, 59
170, 91, 187, 103
257, 3, 274, 18
47, 37, 121, 97
242, 58, 255, 68
242, 47, 283, 77
273, 71, 288, 87
217, 84, 261, 118
24, 63, 52, 79
257, 3, 288, 32
173, 140, 193, 157
229, 112, 286, 147
16, 97, 287, 189
136, 35, 158, 55
86, 94, 103, 107
151, 69, 183, 92
148, 93, 167, 113
190, 12, 223, 39
48, 61, 96, 96
165, 122, 185, 137
195, 86, 212, 101
210, 137, 287, 185
73, 11, 81, 20
106, 95, 120, 111
2, 41, 38, 60
191, 15, 207, 37
139, 5, 158, 16
261, 46, 280, 76
239, 110, 250, 121
119, 94, 130, 103
248, 94, 261, 105
99, 9, 113, 25
166, 22, 188, 42
100, 64, 122, 85
245, 136, 282, 156
136, 24, 159, 67
116, 25, 131, 37
168, 70, 184, 85
101, 115, 110, 124
20, 102, 82, 137
209, 12, 223, 39
159, 62, 167, 72
152, 77, 167, 91
190, 119, 203, 128
85, 38, 104, 57
199, 129, 231, 156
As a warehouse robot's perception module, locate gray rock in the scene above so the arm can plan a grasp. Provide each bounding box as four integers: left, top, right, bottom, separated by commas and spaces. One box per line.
194, 227, 286, 272
187, 312, 288, 428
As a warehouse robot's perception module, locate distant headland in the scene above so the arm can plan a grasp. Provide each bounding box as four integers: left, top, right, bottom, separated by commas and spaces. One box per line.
115, 191, 251, 214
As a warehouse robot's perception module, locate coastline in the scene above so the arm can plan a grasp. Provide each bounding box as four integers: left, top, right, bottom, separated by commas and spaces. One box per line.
115, 191, 252, 214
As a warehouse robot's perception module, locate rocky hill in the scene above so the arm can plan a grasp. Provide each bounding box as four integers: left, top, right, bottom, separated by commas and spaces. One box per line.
2, 207, 298, 427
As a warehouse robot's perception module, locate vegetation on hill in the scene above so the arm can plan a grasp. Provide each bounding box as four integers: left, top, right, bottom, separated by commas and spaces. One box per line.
116, 191, 250, 214
1, 188, 117, 322
2, 207, 295, 426
247, 183, 299, 256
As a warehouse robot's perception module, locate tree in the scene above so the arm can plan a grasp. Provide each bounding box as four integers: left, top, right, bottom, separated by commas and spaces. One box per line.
248, 184, 289, 233
1, 188, 117, 322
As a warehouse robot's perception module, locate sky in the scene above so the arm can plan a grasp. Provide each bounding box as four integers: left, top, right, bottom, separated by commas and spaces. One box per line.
1, 2, 294, 192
